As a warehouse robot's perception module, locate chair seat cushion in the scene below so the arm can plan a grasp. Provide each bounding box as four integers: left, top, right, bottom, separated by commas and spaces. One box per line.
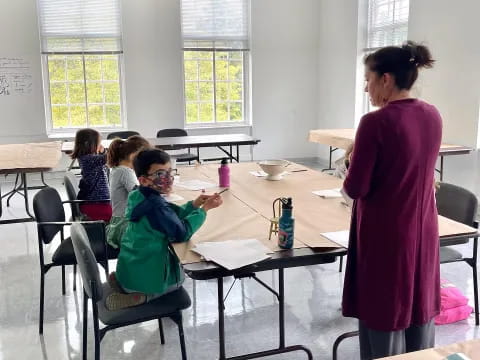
52, 237, 119, 265
440, 247, 463, 263
98, 285, 191, 326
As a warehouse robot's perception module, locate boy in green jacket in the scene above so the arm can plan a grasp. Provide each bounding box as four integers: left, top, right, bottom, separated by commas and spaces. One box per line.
107, 149, 223, 310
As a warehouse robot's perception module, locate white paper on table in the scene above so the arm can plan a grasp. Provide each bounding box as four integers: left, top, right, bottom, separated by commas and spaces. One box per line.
321, 230, 350, 248
249, 170, 268, 177
162, 193, 184, 202
312, 188, 342, 198
192, 239, 271, 270
175, 179, 217, 191
249, 171, 289, 177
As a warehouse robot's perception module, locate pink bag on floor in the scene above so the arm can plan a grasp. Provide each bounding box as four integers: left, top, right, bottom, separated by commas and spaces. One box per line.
435, 279, 473, 325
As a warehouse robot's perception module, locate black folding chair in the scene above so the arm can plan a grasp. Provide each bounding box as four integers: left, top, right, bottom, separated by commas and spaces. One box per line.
436, 182, 479, 325
107, 131, 140, 140
156, 128, 199, 164
71, 223, 190, 360
33, 187, 113, 334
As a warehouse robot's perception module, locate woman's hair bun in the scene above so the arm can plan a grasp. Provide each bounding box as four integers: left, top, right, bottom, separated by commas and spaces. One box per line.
402, 40, 435, 69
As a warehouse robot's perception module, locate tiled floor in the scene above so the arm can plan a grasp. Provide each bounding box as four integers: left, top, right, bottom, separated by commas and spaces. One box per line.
0, 153, 479, 359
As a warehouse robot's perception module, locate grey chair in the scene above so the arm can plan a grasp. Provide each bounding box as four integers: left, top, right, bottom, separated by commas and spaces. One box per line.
156, 128, 199, 164
33, 187, 111, 334
436, 182, 479, 325
70, 223, 190, 360
107, 131, 140, 140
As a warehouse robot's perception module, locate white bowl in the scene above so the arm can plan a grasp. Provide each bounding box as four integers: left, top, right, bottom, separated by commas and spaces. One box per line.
258, 160, 290, 181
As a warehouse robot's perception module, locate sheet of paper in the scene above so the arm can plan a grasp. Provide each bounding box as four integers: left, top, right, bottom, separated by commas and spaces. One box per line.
321, 230, 350, 248
192, 239, 271, 270
249, 171, 289, 177
175, 179, 217, 191
312, 188, 342, 198
162, 193, 184, 202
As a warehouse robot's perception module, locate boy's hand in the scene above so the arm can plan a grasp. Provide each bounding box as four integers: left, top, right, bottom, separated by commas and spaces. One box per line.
193, 194, 211, 208
202, 194, 223, 211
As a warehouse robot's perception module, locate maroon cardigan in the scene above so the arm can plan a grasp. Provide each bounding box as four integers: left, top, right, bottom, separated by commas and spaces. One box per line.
342, 98, 442, 331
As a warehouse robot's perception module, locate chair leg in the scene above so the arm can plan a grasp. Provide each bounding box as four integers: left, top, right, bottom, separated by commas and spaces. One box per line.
83, 292, 88, 360
171, 312, 187, 360
73, 264, 77, 292
338, 256, 344, 273
473, 263, 479, 326
92, 303, 101, 360
158, 318, 165, 344
39, 271, 45, 334
62, 265, 66, 295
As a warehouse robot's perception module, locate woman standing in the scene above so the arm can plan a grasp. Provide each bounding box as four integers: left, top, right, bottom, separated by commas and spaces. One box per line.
342, 41, 440, 359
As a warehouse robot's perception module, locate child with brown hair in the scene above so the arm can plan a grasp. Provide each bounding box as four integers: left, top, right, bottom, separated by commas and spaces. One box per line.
106, 135, 151, 248
71, 128, 111, 222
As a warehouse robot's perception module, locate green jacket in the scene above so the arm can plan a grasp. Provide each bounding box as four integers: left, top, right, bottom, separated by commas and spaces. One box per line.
116, 186, 206, 294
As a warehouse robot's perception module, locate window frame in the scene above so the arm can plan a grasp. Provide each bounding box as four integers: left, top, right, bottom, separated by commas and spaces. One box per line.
182, 48, 250, 129
42, 52, 128, 135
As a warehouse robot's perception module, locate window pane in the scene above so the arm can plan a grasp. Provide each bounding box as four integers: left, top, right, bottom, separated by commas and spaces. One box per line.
52, 106, 68, 127
216, 82, 228, 101
185, 82, 198, 101
199, 61, 213, 80
229, 61, 243, 81
88, 105, 105, 125
67, 58, 83, 81
184, 60, 198, 81
106, 105, 121, 125
50, 83, 67, 104
229, 52, 242, 60
199, 82, 213, 101
87, 82, 103, 103
229, 82, 242, 101
215, 60, 228, 81
70, 106, 87, 127
85, 58, 102, 80
197, 52, 213, 60
48, 57, 65, 81
216, 103, 228, 122
186, 103, 199, 124
199, 103, 214, 123
104, 83, 120, 103
229, 103, 242, 121
103, 58, 119, 80
68, 83, 85, 104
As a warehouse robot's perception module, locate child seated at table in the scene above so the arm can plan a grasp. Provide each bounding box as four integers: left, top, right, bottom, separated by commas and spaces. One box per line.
106, 149, 223, 310
106, 135, 151, 248
71, 128, 111, 222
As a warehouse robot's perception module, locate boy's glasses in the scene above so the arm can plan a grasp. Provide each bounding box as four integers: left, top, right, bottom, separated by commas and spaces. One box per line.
147, 169, 174, 178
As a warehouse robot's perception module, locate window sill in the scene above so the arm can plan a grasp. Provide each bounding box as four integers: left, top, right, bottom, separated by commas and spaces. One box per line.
184, 124, 252, 130
48, 128, 128, 140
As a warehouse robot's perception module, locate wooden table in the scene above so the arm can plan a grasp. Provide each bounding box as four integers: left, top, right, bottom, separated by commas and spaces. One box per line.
61, 133, 261, 163
171, 162, 478, 360
0, 142, 62, 224
309, 129, 472, 181
379, 338, 480, 359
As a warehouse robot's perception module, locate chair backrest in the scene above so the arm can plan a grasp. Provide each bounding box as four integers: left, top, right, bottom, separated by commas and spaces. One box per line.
107, 131, 140, 140
436, 182, 478, 226
33, 187, 66, 244
71, 223, 104, 301
64, 171, 82, 220
156, 128, 188, 138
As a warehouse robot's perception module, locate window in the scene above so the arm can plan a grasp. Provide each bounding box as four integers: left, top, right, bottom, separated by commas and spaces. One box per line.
181, 0, 250, 127
37, 0, 125, 133
360, 0, 410, 116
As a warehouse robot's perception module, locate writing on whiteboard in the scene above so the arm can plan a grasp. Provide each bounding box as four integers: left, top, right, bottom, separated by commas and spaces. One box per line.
0, 57, 33, 96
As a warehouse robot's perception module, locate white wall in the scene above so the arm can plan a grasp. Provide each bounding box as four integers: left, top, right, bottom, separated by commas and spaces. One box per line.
0, 0, 47, 144
408, 0, 480, 148
0, 0, 321, 161
316, 0, 360, 161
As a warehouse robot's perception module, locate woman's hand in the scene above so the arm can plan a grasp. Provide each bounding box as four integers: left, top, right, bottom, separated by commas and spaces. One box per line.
202, 194, 223, 211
